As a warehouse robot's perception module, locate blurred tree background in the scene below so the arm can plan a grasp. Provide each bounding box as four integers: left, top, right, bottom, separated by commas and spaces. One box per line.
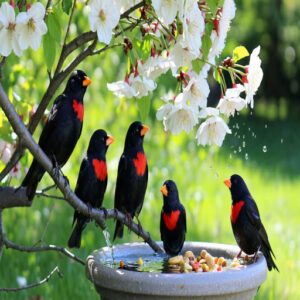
0, 0, 300, 299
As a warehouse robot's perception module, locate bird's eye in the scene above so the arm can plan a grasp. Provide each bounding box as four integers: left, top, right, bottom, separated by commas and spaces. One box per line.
135, 128, 140, 134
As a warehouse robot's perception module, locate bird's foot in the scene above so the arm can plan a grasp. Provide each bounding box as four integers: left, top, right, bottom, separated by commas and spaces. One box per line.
62, 175, 69, 187
101, 207, 108, 218
236, 250, 243, 259
126, 213, 133, 232
253, 248, 260, 262
135, 215, 143, 235
86, 203, 93, 218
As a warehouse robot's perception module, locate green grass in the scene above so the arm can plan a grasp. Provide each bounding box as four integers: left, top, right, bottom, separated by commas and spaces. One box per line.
1, 103, 299, 299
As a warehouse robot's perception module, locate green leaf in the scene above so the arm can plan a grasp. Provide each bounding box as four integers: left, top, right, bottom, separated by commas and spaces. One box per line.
62, 0, 72, 15
43, 34, 56, 71
137, 96, 151, 122
192, 59, 204, 74
233, 46, 249, 62
47, 12, 61, 45
214, 68, 222, 84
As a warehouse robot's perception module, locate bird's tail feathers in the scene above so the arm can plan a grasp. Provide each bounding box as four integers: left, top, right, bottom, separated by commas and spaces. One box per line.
113, 221, 124, 241
21, 160, 45, 201
68, 218, 87, 248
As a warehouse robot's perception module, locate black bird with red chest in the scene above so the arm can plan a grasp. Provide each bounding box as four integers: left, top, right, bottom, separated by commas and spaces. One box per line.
22, 70, 91, 200
160, 180, 186, 256
68, 129, 114, 248
224, 174, 278, 271
113, 121, 149, 240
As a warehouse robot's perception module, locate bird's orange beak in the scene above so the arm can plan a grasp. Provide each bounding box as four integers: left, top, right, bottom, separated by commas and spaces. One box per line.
224, 179, 232, 189
140, 124, 149, 136
160, 185, 168, 196
106, 135, 114, 146
82, 76, 92, 87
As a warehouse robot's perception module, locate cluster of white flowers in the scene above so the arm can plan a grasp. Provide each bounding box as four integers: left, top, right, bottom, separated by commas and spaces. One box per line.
0, 2, 47, 57
0, 140, 21, 178
106, 0, 263, 147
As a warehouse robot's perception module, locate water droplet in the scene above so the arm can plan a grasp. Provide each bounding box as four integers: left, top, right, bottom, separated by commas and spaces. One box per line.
250, 111, 253, 115
229, 154, 232, 159
245, 153, 248, 160
238, 135, 240, 139
233, 150, 237, 154
238, 147, 242, 152
281, 138, 284, 144
265, 124, 268, 129
236, 123, 239, 129
252, 132, 255, 137
242, 141, 246, 148
262, 145, 267, 153
248, 127, 251, 131
242, 135, 245, 139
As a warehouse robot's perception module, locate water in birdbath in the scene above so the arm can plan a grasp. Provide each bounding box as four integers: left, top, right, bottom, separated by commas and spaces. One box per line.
103, 249, 253, 274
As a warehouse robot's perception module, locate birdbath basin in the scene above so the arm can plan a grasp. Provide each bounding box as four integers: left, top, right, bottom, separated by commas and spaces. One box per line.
86, 241, 267, 300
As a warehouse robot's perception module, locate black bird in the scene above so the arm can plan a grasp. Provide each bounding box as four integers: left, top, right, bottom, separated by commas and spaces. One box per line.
22, 70, 91, 200
113, 121, 149, 240
68, 130, 114, 248
160, 180, 186, 256
224, 174, 279, 271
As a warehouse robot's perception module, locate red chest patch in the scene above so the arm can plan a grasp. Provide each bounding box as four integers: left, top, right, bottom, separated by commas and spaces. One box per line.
73, 99, 84, 122
133, 152, 147, 176
92, 159, 107, 181
231, 200, 245, 224
163, 210, 181, 231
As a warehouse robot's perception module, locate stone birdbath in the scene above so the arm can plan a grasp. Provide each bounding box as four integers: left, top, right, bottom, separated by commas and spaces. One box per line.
86, 241, 267, 300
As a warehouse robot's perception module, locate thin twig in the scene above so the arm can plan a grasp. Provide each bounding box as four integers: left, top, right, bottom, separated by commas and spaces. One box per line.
0, 266, 62, 292
35, 191, 66, 201
4, 238, 85, 265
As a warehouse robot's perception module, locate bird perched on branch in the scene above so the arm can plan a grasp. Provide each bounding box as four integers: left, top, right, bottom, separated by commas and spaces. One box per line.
160, 180, 186, 256
113, 121, 149, 240
22, 70, 91, 201
224, 174, 278, 271
68, 129, 114, 248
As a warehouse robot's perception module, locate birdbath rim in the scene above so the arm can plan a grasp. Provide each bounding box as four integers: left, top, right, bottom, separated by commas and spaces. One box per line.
86, 241, 268, 299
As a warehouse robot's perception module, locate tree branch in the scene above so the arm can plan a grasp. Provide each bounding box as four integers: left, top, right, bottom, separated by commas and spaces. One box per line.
0, 84, 163, 254
0, 187, 31, 209
0, 266, 62, 292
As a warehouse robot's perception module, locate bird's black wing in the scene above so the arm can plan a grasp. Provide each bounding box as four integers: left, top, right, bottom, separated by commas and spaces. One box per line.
38, 94, 66, 150
114, 154, 128, 211
72, 157, 89, 226
245, 197, 275, 256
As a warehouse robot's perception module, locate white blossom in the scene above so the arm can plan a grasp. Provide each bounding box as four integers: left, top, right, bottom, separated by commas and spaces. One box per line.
161, 94, 199, 134
183, 72, 210, 108
88, 0, 120, 44
180, 1, 205, 57
196, 116, 231, 146
170, 37, 198, 71
107, 80, 137, 98
199, 107, 220, 118
201, 0, 236, 77
217, 84, 246, 116
107, 73, 156, 99
156, 102, 174, 121
10, 162, 22, 179
0, 2, 22, 56
152, 0, 180, 25
16, 3, 47, 51
140, 54, 174, 80
0, 140, 12, 164
244, 46, 263, 108
131, 75, 157, 98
